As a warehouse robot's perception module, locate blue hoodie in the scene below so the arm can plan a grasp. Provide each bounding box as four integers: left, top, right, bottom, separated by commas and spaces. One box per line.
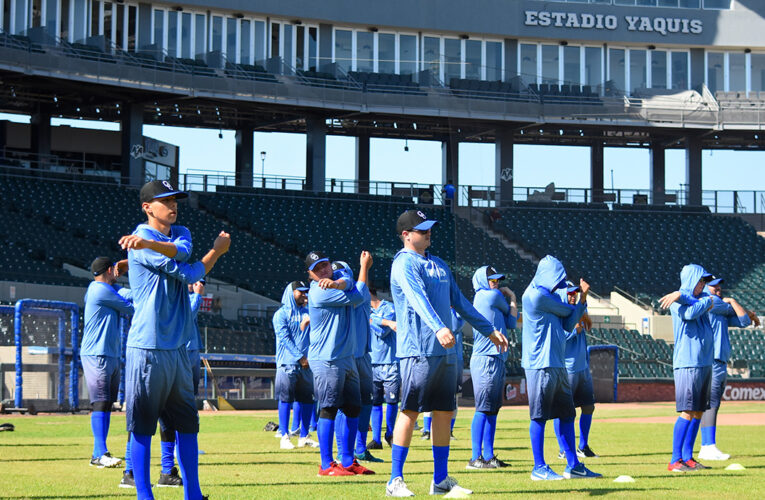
273, 283, 311, 365
126, 224, 206, 350
669, 264, 715, 369
521, 256, 587, 370
308, 276, 364, 362
706, 290, 751, 363
471, 266, 517, 359
187, 292, 203, 351
451, 309, 465, 367
81, 281, 134, 357
370, 299, 397, 365
390, 249, 495, 359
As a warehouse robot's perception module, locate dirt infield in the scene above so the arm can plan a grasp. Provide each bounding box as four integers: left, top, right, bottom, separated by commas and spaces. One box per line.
607, 412, 765, 425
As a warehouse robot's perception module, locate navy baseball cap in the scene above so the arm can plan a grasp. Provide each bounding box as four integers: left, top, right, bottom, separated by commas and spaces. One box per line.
305, 251, 329, 271
565, 280, 581, 294
90, 257, 113, 276
707, 277, 724, 286
331, 261, 351, 273
198, 278, 206, 285
396, 210, 438, 234
290, 280, 309, 292
486, 266, 505, 280
140, 180, 188, 203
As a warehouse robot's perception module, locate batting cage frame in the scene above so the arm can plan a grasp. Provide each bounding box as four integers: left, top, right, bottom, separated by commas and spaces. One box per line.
13, 299, 81, 410
588, 344, 619, 402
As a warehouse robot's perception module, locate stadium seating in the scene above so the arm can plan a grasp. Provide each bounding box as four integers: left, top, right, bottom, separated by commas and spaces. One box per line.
491, 206, 765, 313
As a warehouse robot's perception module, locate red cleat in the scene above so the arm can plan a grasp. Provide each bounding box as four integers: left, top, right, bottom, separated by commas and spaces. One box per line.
684, 458, 709, 470
667, 460, 692, 472
342, 459, 376, 475
318, 461, 355, 476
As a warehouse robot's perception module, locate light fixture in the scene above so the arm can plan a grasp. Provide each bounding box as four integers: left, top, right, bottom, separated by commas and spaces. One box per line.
260, 151, 266, 160
559, 40, 568, 46
218, 129, 223, 139
404, 139, 409, 152
369, 27, 378, 32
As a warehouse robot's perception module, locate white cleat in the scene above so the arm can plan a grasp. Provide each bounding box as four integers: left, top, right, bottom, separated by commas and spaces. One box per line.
90, 453, 123, 468
275, 431, 284, 439
386, 476, 415, 497
298, 435, 320, 448
430, 476, 473, 497
698, 445, 730, 461
280, 434, 296, 450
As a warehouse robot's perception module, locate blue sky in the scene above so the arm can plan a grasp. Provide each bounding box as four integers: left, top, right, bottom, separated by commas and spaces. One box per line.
4, 113, 764, 197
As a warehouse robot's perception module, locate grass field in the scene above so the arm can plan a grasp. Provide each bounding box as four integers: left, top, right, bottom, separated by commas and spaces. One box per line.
1, 402, 764, 499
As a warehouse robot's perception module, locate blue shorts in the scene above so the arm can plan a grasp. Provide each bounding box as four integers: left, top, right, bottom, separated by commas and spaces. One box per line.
525, 367, 576, 421
470, 355, 505, 413
568, 369, 596, 408
356, 354, 374, 406
275, 363, 315, 404
674, 365, 712, 413
372, 363, 401, 405
400, 355, 457, 413
125, 347, 199, 435
456, 359, 464, 394
81, 355, 120, 404
710, 360, 728, 409
311, 356, 361, 409
187, 349, 201, 397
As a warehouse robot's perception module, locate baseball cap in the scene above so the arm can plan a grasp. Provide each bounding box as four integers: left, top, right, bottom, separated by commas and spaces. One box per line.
565, 280, 581, 294
140, 180, 188, 204
290, 280, 309, 292
707, 277, 724, 286
305, 251, 329, 271
701, 272, 714, 283
331, 261, 351, 273
486, 266, 505, 281
198, 278, 206, 285
90, 257, 113, 276
396, 210, 438, 235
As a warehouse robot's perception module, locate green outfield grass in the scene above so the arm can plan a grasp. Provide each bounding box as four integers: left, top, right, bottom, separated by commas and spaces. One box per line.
1, 402, 764, 499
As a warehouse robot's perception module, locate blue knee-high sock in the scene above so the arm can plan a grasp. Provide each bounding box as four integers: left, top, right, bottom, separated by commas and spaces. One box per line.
310, 404, 318, 430
451, 418, 456, 432
559, 419, 579, 468
91, 411, 108, 458
682, 418, 701, 462
131, 433, 153, 500
385, 404, 398, 439
161, 439, 176, 474
701, 426, 716, 446
671, 416, 691, 463
300, 402, 313, 438
483, 414, 497, 459
371, 405, 383, 443
335, 411, 347, 461
343, 416, 359, 467
355, 405, 372, 455
471, 412, 487, 461
104, 411, 111, 449
433, 445, 450, 485
124, 433, 133, 473
389, 444, 409, 483
278, 401, 291, 437
176, 432, 203, 500
553, 418, 566, 454
317, 417, 335, 469
579, 413, 593, 449
424, 415, 432, 433
291, 402, 301, 433
529, 419, 546, 468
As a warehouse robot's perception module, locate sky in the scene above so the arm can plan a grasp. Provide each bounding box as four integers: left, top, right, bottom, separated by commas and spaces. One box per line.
3, 113, 764, 209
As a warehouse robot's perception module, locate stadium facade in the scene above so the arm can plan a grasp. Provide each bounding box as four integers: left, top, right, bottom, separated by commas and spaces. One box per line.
1, 0, 764, 207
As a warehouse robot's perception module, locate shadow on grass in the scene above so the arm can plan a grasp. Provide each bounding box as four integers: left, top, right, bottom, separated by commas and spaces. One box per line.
490, 487, 675, 496
0, 457, 83, 463
0, 442, 84, 447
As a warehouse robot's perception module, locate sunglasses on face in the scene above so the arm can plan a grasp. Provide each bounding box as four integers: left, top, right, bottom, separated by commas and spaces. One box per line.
488, 279, 500, 283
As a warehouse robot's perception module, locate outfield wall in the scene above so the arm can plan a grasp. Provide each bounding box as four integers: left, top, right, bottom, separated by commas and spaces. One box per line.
491, 377, 765, 406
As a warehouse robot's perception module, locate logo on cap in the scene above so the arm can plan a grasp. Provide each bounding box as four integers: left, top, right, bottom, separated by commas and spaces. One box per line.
309, 253, 318, 261
162, 180, 173, 190
417, 211, 426, 219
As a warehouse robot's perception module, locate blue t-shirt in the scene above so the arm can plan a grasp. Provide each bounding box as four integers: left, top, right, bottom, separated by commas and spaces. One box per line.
351, 280, 372, 359
390, 249, 494, 359
81, 281, 133, 357
707, 293, 751, 363
273, 283, 310, 365
370, 299, 397, 365
451, 309, 465, 367
564, 325, 589, 373
471, 266, 517, 360
186, 292, 203, 351
126, 224, 206, 350
307, 279, 364, 362
521, 256, 586, 370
